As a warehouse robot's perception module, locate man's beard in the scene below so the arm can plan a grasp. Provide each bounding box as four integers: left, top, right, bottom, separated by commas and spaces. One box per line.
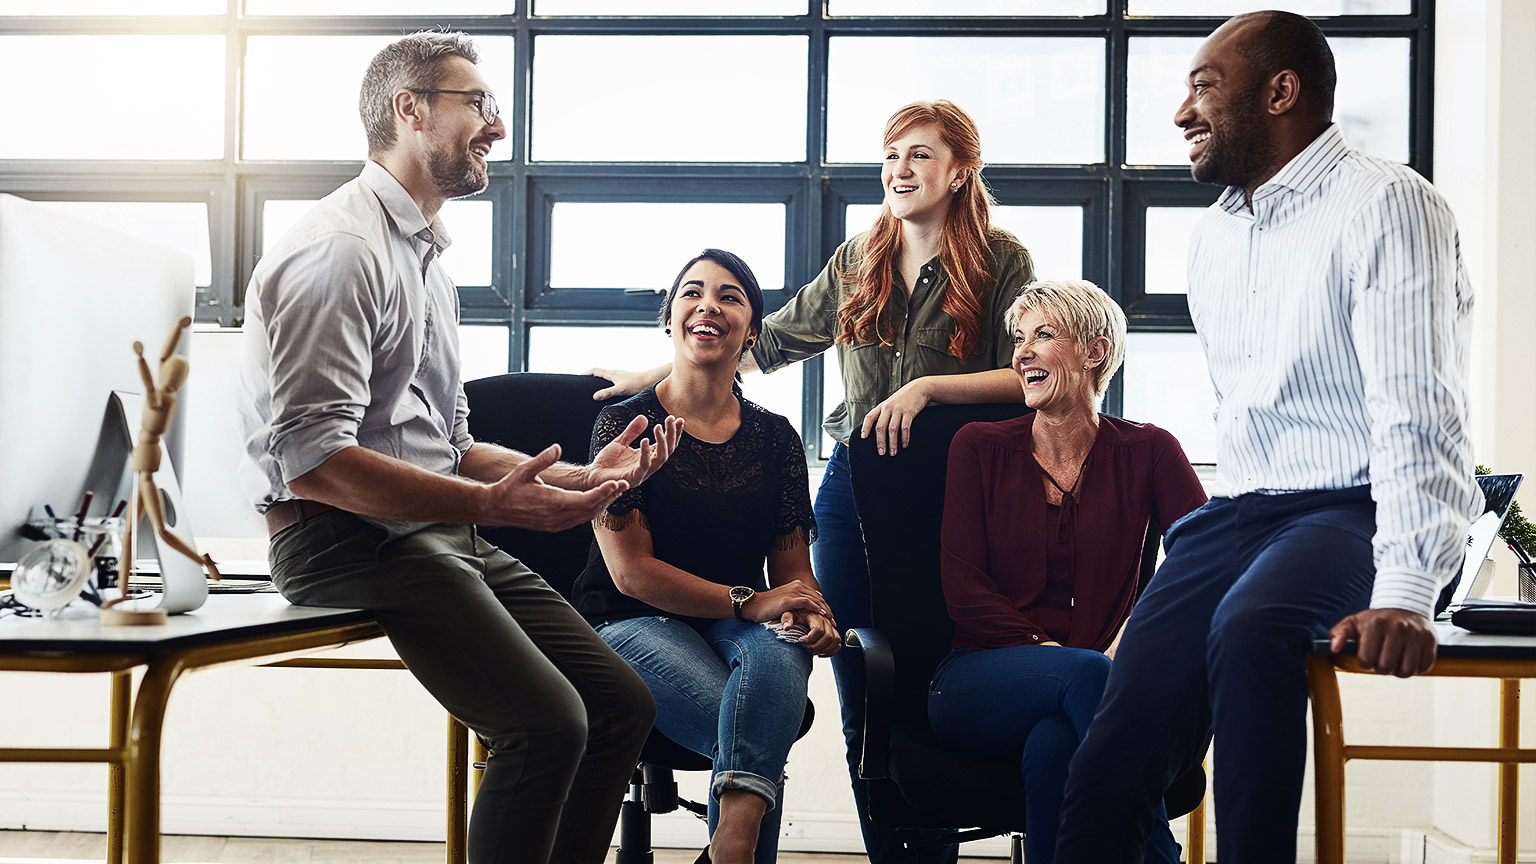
1191, 83, 1277, 189
429, 143, 488, 200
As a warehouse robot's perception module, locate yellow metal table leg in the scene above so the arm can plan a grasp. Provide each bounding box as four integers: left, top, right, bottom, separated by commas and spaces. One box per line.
125, 659, 186, 864
447, 716, 468, 864
108, 669, 131, 864
1497, 679, 1519, 864
1308, 655, 1346, 864
1185, 792, 1205, 863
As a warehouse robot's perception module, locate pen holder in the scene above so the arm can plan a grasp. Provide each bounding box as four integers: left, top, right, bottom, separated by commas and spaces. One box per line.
77, 516, 124, 601
1520, 562, 1535, 604
15, 517, 125, 612
14, 516, 121, 613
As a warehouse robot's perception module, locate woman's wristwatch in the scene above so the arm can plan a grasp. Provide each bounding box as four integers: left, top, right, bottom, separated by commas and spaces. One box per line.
729, 585, 755, 622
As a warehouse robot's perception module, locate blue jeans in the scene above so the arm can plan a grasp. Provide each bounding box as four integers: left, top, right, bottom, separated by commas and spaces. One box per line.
928, 646, 1179, 864
597, 615, 812, 863
815, 443, 958, 864
1056, 487, 1378, 864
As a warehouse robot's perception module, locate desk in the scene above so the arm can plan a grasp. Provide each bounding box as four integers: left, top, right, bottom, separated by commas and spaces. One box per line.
1309, 623, 1536, 864
0, 595, 392, 864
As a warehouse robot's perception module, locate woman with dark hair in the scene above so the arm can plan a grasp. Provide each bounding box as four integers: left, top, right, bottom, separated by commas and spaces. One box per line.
591, 101, 1034, 864
572, 249, 839, 864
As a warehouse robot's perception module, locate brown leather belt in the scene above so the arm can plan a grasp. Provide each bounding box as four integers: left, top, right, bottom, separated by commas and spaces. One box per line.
265, 499, 340, 537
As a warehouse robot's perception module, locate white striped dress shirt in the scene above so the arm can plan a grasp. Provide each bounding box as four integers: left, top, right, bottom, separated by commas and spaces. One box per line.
1187, 124, 1477, 618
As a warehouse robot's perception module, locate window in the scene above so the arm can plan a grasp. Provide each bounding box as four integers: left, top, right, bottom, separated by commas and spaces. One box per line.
0, 1, 1435, 460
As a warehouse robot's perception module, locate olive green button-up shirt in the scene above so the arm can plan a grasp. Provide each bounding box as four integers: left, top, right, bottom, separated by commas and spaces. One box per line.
751, 230, 1035, 445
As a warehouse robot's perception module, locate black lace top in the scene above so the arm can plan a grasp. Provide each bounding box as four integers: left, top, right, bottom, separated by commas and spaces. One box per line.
571, 386, 818, 627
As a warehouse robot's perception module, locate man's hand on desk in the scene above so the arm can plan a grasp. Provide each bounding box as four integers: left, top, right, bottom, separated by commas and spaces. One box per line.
1329, 607, 1438, 678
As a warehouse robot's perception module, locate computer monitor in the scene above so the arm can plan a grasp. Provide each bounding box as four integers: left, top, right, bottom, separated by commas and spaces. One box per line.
0, 193, 197, 567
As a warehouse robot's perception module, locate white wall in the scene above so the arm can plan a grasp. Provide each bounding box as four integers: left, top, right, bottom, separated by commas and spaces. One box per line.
1431, 0, 1536, 858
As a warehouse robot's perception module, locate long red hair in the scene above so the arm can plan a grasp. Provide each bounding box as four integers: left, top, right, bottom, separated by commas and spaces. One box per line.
835, 100, 997, 361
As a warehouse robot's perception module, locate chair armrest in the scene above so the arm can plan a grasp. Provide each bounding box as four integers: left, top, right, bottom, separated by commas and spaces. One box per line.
843, 626, 893, 780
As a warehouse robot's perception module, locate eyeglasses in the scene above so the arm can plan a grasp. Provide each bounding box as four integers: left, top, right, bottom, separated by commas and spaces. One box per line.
406, 88, 500, 127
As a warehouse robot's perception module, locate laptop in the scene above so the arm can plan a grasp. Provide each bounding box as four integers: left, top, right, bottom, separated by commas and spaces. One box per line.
1437, 473, 1522, 615
1437, 474, 1536, 634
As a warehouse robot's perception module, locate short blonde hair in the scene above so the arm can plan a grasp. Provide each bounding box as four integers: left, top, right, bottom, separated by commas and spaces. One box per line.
1005, 279, 1126, 400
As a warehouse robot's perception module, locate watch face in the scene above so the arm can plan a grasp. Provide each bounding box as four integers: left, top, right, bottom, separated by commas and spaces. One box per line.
730, 586, 754, 603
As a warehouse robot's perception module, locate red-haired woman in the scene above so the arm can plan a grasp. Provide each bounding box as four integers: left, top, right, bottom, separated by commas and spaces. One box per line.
592, 100, 1034, 864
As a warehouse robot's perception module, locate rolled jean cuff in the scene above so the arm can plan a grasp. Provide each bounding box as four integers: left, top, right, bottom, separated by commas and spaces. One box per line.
711, 769, 780, 811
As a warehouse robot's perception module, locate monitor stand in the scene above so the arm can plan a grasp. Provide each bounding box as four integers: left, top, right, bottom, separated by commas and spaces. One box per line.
79, 391, 208, 616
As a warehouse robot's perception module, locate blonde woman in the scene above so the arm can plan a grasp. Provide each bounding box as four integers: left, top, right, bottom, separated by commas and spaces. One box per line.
929, 280, 1204, 864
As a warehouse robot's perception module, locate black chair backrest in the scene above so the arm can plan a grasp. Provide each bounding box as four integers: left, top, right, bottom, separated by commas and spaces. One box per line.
463, 372, 623, 594
850, 405, 1206, 821
848, 403, 1032, 725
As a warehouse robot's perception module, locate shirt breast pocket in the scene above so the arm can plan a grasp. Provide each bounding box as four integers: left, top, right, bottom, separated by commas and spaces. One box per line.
843, 340, 889, 404
914, 327, 959, 371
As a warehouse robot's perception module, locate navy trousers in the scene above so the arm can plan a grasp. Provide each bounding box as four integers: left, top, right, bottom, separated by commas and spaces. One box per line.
1055, 487, 1378, 864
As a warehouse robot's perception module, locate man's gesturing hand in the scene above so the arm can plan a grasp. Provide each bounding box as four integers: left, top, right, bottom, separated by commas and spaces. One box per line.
586, 413, 684, 489
482, 444, 627, 532
1329, 607, 1438, 678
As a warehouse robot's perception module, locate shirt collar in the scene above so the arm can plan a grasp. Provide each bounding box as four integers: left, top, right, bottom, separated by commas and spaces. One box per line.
1216, 123, 1350, 215
359, 160, 454, 252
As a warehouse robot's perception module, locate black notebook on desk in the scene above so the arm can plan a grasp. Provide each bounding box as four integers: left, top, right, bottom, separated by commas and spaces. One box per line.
1452, 600, 1536, 636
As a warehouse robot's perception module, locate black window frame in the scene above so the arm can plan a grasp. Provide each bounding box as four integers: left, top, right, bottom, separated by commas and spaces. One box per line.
0, 1, 1435, 459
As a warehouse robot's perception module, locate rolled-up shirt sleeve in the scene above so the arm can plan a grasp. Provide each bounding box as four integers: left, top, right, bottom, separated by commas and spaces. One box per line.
751, 243, 847, 374
987, 238, 1036, 370
261, 231, 383, 484
1349, 179, 1477, 618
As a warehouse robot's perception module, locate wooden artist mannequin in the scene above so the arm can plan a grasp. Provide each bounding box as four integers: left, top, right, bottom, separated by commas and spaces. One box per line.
101, 316, 220, 625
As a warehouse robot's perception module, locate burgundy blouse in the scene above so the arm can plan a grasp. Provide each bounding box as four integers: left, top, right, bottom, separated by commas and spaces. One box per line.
940, 413, 1207, 652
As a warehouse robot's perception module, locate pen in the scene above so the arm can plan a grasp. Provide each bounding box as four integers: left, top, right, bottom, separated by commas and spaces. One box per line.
42, 504, 65, 538
71, 490, 94, 543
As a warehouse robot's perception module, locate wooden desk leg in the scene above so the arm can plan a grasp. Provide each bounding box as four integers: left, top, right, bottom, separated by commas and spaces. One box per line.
1185, 790, 1206, 864
1308, 656, 1346, 864
447, 717, 469, 864
1497, 679, 1519, 864
126, 659, 186, 864
108, 670, 132, 864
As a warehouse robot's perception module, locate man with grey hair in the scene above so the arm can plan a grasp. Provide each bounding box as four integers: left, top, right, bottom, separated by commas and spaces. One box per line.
236, 31, 681, 863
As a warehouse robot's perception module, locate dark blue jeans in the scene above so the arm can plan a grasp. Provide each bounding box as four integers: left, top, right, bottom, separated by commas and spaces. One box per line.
1055, 487, 1378, 864
815, 442, 958, 864
929, 645, 1179, 864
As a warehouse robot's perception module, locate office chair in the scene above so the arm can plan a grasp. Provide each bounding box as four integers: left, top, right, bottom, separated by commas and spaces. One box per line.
842, 403, 1207, 864
462, 371, 812, 864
